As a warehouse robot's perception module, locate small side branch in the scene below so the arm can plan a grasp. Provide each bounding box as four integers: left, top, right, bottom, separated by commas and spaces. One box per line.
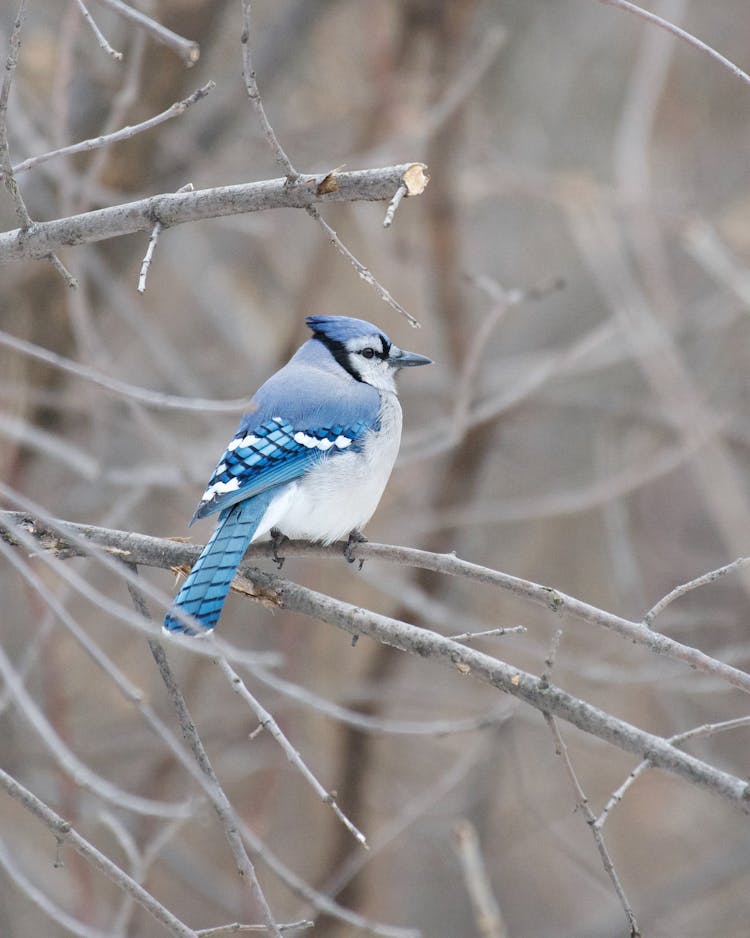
0, 768, 199, 938
138, 183, 195, 294
0, 0, 77, 286
91, 0, 200, 66
240, 0, 298, 180
74, 0, 123, 61
307, 205, 420, 327
383, 184, 406, 228
545, 715, 642, 937
642, 557, 750, 627
13, 83, 215, 176
0, 328, 248, 412
215, 654, 368, 848
127, 576, 283, 938
452, 820, 509, 938
597, 0, 750, 89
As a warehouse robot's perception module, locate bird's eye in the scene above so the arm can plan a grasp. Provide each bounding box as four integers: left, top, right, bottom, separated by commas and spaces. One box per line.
360, 348, 376, 359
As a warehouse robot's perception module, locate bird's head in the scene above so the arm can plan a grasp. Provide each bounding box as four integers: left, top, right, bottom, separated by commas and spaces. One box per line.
306, 315, 431, 391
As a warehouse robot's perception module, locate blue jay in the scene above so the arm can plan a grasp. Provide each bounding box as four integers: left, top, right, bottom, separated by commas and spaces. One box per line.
164, 315, 431, 634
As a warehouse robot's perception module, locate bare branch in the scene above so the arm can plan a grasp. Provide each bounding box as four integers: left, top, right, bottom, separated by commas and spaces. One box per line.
448, 626, 526, 643
13, 83, 215, 176
129, 583, 283, 938
240, 0, 298, 180
3, 510, 750, 811
0, 835, 112, 938
215, 654, 368, 846
545, 715, 642, 937
307, 204, 420, 327
382, 183, 406, 228
642, 557, 750, 627
0, 0, 32, 229
196, 924, 314, 936
91, 0, 200, 66
138, 181, 194, 293
0, 768, 200, 937
452, 820, 509, 938
237, 2, 422, 326
74, 0, 123, 61
0, 625, 192, 819
0, 0, 77, 284
597, 714, 750, 828
0, 164, 428, 262
0, 328, 249, 411
597, 0, 750, 88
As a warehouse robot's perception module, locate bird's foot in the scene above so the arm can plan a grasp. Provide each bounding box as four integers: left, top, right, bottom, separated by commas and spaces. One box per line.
270, 527, 288, 569
344, 529, 367, 569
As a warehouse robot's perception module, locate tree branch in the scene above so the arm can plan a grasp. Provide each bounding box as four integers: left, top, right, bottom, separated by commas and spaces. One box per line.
2, 510, 750, 813
597, 0, 750, 89
0, 164, 428, 262
0, 768, 200, 938
90, 0, 200, 66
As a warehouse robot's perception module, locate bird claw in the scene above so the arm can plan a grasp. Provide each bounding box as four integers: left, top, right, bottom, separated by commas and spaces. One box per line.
344, 529, 367, 569
270, 527, 288, 569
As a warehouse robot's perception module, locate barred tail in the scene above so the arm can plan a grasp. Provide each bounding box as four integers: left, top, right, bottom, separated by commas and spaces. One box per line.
163, 495, 272, 634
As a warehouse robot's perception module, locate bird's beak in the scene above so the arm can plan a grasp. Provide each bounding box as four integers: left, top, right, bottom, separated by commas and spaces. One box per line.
389, 346, 432, 368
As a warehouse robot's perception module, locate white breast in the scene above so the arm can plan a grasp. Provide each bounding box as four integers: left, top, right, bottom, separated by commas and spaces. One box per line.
251, 393, 403, 545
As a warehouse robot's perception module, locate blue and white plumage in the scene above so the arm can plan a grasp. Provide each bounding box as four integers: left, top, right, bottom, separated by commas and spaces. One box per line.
164, 315, 431, 634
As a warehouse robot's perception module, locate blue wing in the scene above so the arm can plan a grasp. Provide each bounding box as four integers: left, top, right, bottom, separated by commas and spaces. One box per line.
192, 360, 380, 522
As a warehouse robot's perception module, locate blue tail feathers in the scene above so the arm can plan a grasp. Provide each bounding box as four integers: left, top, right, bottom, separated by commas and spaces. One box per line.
164, 493, 275, 635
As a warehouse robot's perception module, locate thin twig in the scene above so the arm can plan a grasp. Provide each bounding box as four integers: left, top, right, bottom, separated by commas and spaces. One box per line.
642, 557, 750, 627
321, 741, 483, 910
196, 924, 313, 936
447, 626, 526, 643
0, 768, 200, 938
0, 1, 77, 286
74, 0, 123, 60
246, 661, 511, 736
214, 654, 368, 847
91, 0, 199, 66
0, 594, 192, 819
138, 181, 194, 293
240, 0, 298, 180
126, 576, 283, 938
382, 183, 406, 228
13, 83, 214, 175
0, 834, 113, 938
238, 1, 421, 326
0, 328, 248, 411
452, 820, 508, 938
545, 715, 642, 937
0, 0, 32, 229
596, 714, 750, 828
137, 220, 162, 292
540, 627, 564, 688
307, 205, 420, 326
597, 0, 750, 89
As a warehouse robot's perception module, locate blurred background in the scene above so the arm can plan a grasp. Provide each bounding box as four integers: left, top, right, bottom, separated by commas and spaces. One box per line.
2, 1, 750, 936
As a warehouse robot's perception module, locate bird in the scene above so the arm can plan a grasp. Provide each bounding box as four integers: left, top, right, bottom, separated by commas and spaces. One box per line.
163, 315, 431, 635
